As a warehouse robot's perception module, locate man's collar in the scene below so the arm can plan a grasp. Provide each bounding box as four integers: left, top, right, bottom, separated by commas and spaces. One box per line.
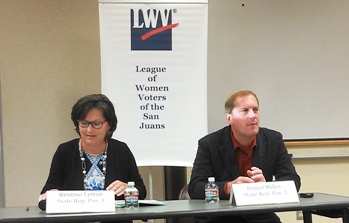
230, 129, 256, 150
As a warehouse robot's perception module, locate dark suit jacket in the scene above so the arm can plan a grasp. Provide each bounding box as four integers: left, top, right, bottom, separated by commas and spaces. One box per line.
189, 126, 301, 200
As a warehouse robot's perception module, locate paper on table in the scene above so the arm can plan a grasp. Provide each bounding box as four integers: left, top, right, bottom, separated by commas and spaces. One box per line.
115, 200, 165, 208
139, 200, 165, 206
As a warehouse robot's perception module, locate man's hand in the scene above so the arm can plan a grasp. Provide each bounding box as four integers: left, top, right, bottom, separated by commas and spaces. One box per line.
247, 166, 266, 182
224, 167, 266, 195
225, 176, 254, 195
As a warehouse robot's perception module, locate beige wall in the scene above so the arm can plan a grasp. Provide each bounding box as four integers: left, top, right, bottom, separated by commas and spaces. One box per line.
278, 145, 349, 222
1, 0, 102, 206
1, 1, 349, 223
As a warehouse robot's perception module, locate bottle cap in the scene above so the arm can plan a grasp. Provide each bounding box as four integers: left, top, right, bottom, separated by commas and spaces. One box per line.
208, 177, 215, 182
128, 181, 135, 186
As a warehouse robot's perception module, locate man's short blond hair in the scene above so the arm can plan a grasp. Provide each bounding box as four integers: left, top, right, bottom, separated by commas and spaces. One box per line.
224, 90, 259, 114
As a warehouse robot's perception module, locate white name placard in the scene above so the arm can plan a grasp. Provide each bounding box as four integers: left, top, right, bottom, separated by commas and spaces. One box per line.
46, 190, 115, 214
229, 180, 299, 206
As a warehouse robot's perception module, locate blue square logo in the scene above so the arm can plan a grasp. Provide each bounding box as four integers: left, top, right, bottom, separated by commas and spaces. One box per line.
131, 9, 178, 51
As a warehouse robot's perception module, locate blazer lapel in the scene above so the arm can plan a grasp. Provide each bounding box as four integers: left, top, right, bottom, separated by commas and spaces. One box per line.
220, 126, 240, 179
253, 131, 266, 167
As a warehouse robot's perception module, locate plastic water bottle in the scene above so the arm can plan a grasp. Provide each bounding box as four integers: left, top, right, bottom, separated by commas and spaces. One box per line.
124, 181, 139, 208
205, 177, 219, 203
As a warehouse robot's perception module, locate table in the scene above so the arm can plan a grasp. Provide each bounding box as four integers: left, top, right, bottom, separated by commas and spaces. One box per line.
0, 193, 348, 223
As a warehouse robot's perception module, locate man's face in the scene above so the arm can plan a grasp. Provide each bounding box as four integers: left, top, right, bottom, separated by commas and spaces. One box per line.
226, 94, 260, 139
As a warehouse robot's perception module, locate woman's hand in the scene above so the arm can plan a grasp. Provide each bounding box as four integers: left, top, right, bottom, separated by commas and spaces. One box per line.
106, 180, 128, 196
38, 189, 58, 201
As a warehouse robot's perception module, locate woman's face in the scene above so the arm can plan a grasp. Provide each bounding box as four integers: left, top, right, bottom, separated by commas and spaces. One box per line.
79, 108, 110, 148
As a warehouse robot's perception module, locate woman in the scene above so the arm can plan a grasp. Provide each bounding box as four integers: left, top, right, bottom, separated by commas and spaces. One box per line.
39, 94, 146, 210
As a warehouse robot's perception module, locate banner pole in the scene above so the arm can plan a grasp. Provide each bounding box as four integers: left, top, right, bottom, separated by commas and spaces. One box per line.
148, 166, 154, 223
148, 166, 153, 200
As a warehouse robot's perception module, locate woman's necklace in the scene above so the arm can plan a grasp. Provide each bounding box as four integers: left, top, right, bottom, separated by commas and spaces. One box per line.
79, 140, 108, 190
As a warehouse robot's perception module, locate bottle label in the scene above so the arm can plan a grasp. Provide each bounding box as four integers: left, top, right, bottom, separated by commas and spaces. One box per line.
205, 189, 219, 198
124, 193, 139, 207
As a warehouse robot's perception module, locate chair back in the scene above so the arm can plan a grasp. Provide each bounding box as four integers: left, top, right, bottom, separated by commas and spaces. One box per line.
178, 184, 190, 200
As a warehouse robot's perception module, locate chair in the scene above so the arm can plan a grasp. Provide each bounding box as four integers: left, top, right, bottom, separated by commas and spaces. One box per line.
178, 184, 190, 200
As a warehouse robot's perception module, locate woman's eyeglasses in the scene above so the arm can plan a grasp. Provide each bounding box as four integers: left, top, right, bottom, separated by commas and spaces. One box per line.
78, 120, 107, 129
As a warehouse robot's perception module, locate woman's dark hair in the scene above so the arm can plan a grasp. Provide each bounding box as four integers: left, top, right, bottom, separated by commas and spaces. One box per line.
71, 94, 117, 138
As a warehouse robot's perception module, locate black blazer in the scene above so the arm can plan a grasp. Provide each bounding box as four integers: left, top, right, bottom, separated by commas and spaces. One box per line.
189, 126, 301, 200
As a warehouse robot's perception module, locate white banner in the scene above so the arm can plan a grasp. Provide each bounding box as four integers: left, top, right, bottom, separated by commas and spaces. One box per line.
99, 0, 208, 166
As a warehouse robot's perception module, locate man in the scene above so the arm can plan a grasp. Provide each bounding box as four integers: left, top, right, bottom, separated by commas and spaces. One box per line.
188, 90, 301, 223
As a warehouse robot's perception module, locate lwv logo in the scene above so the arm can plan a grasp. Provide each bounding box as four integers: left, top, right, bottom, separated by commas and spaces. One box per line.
131, 9, 179, 51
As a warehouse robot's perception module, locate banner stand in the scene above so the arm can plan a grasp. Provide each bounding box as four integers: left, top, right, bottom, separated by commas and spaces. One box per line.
164, 166, 187, 223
